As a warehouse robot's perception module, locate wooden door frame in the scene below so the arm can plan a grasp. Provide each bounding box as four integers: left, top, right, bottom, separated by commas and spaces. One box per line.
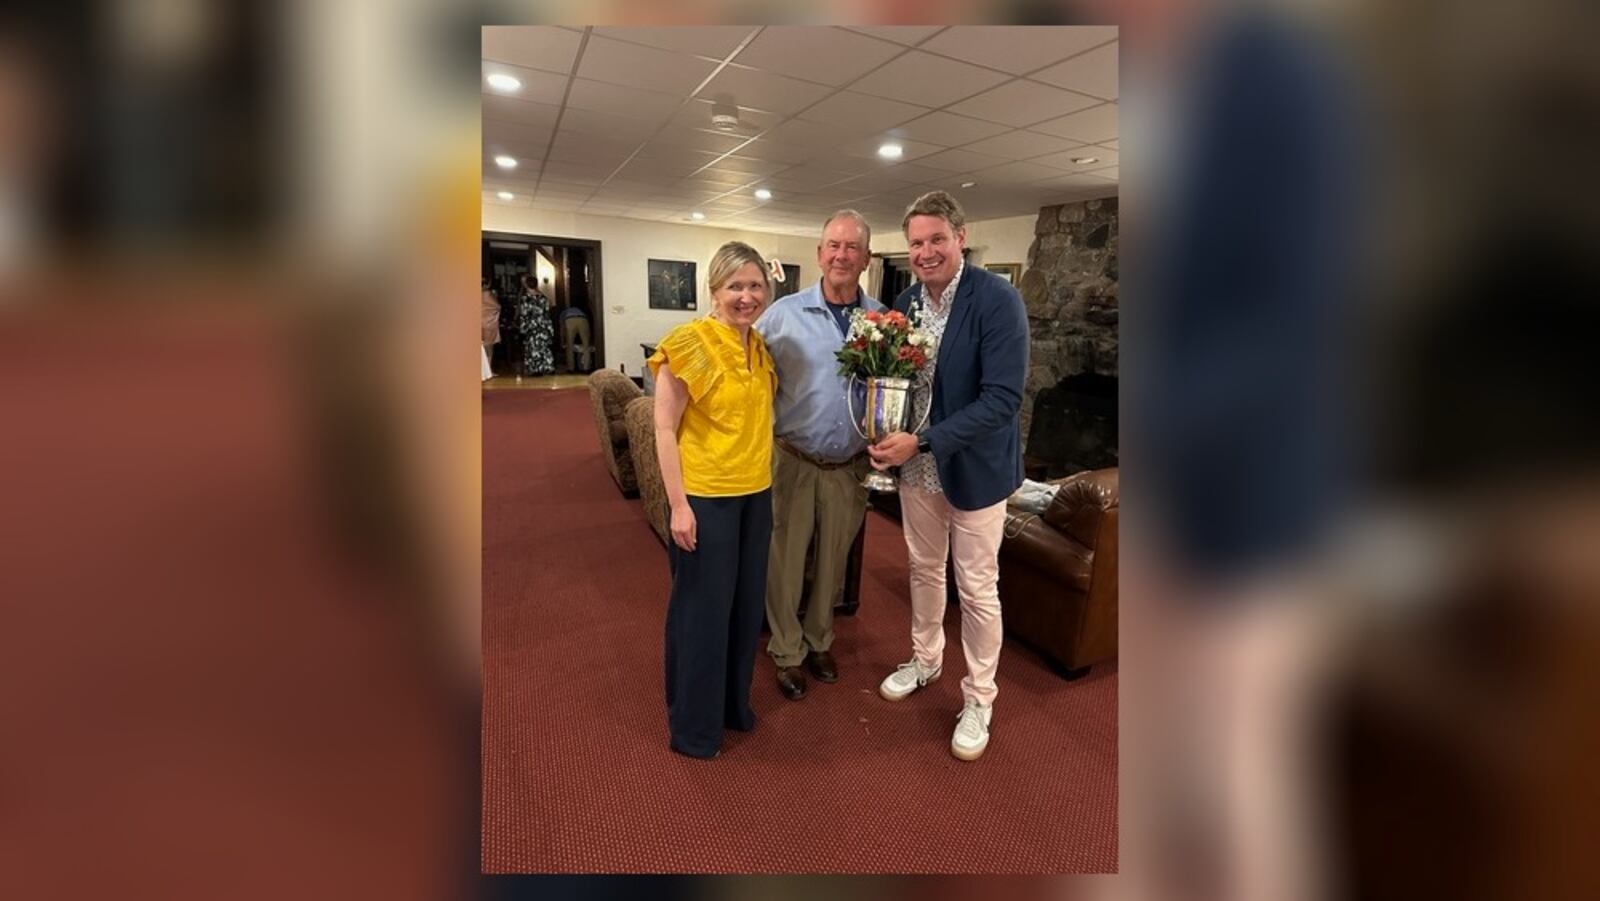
482, 230, 605, 370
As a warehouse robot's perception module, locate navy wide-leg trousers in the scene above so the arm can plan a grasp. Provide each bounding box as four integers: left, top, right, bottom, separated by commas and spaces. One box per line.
663, 490, 772, 758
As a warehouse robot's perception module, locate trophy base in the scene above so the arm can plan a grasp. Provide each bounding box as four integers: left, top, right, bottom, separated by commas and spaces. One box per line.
862, 471, 899, 493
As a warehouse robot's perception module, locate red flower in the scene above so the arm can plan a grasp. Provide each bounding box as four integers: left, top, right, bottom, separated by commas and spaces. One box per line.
864, 310, 883, 324
885, 310, 909, 328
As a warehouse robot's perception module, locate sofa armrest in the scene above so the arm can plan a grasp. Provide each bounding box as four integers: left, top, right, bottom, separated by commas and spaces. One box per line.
1042, 467, 1119, 548
1000, 511, 1094, 594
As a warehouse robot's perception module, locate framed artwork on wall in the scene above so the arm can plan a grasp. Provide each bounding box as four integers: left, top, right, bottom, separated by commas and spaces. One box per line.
985, 262, 1022, 285
647, 259, 697, 310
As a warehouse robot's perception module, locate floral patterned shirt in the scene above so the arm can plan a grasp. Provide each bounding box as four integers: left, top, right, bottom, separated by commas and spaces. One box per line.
899, 262, 964, 494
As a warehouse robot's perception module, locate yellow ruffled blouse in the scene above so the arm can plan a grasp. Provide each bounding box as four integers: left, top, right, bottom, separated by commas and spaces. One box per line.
647, 317, 777, 497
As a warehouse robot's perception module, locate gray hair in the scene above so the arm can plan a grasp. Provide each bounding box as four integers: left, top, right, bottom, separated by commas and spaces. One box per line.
821, 209, 872, 247
901, 190, 966, 233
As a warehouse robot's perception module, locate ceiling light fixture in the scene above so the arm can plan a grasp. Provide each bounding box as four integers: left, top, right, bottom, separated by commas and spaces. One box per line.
754, 188, 773, 200
961, 181, 976, 188
1071, 156, 1099, 165
877, 143, 904, 159
494, 155, 517, 170
691, 211, 706, 220
497, 191, 514, 200
711, 100, 740, 132
486, 73, 522, 93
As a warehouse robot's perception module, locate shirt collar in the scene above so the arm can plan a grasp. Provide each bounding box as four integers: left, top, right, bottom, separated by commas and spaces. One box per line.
921, 260, 965, 311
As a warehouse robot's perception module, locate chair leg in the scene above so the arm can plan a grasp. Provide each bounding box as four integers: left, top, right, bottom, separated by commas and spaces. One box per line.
1053, 662, 1092, 681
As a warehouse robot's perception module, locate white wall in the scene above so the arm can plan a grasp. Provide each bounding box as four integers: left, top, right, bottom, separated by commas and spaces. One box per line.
483, 207, 828, 374
481, 207, 1042, 371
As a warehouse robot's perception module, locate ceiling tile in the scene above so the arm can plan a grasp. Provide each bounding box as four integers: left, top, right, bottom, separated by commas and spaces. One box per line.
734, 138, 824, 166
483, 96, 561, 130
947, 80, 1101, 128
891, 111, 1010, 147
483, 26, 583, 75
482, 121, 555, 149
546, 132, 635, 165
841, 26, 946, 46
576, 35, 720, 94
615, 156, 708, 179
914, 148, 1011, 172
559, 106, 661, 141
1030, 41, 1118, 100
1030, 146, 1119, 171
850, 51, 1010, 108
701, 155, 792, 177
701, 64, 834, 116
590, 26, 756, 59
738, 26, 906, 87
837, 136, 946, 163
761, 118, 842, 149
920, 26, 1118, 76
964, 160, 1062, 185
565, 78, 686, 125
796, 91, 929, 132
670, 101, 780, 138
961, 130, 1082, 161
481, 63, 570, 107
650, 126, 752, 156
538, 162, 611, 185
1027, 102, 1118, 143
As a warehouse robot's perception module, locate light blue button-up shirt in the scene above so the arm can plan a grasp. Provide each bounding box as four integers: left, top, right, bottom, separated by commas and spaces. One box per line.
755, 280, 886, 463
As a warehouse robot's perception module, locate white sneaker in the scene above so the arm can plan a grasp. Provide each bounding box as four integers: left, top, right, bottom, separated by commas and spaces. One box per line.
951, 700, 993, 761
878, 659, 941, 701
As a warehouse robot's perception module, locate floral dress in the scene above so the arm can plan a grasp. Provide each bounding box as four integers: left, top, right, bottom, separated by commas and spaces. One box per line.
517, 291, 556, 376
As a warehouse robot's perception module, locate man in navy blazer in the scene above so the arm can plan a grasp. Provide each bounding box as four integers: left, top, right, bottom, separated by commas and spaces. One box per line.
868, 191, 1029, 761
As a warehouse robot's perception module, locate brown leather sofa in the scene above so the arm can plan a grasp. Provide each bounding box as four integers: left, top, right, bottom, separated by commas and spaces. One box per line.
587, 369, 642, 496
998, 467, 1118, 679
624, 398, 865, 615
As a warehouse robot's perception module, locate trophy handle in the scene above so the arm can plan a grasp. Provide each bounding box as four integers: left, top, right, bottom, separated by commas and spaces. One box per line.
908, 378, 931, 438
846, 374, 869, 441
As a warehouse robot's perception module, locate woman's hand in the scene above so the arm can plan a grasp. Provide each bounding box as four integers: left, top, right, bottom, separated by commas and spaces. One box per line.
670, 502, 698, 552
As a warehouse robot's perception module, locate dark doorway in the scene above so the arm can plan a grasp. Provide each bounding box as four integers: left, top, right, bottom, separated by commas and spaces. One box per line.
482, 231, 604, 376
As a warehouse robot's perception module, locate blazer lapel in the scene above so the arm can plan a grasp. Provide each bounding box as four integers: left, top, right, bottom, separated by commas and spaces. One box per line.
935, 268, 979, 376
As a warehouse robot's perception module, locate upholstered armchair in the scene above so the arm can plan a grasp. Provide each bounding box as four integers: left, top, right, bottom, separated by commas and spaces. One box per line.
623, 395, 669, 545
998, 467, 1118, 679
587, 369, 642, 496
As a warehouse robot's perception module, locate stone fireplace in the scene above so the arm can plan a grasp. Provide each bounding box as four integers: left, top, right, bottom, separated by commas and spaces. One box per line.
1019, 197, 1119, 477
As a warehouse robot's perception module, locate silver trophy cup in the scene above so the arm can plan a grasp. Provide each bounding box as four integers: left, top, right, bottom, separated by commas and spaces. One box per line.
848, 375, 930, 493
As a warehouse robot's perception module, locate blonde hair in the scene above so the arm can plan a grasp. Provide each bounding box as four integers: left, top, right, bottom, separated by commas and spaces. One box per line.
706, 241, 769, 299
901, 190, 967, 233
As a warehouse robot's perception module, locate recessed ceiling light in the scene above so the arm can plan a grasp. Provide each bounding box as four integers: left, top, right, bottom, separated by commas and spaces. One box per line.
754, 188, 773, 200
486, 73, 522, 93
497, 191, 514, 200
877, 143, 904, 159
961, 181, 976, 188
691, 211, 706, 220
494, 155, 517, 170
1071, 156, 1099, 165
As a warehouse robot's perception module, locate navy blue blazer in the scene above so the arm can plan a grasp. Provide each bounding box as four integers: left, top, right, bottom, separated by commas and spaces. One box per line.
894, 264, 1030, 510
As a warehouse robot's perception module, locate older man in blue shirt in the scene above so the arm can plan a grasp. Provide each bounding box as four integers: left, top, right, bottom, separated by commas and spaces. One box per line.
754, 210, 885, 701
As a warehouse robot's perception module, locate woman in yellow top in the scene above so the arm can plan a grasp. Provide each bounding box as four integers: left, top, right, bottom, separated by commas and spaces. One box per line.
649, 241, 777, 759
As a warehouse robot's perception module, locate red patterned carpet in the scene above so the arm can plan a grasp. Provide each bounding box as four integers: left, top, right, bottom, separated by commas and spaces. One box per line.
481, 387, 1118, 874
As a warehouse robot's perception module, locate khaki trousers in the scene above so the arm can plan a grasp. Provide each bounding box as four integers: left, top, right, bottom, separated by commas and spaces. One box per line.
764, 445, 869, 667
899, 483, 1007, 705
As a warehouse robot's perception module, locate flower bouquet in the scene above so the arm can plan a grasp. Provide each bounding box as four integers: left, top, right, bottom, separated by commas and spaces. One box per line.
836, 310, 934, 492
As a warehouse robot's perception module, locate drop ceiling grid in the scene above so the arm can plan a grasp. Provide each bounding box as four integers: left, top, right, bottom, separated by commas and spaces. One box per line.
483, 26, 1118, 236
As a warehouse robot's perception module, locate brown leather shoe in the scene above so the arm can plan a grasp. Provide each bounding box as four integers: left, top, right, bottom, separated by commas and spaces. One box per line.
775, 666, 807, 700
807, 650, 839, 683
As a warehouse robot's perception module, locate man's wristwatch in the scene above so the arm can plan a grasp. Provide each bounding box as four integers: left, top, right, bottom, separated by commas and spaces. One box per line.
916, 435, 932, 455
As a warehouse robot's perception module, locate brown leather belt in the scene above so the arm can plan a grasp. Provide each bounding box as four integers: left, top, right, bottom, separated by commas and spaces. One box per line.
776, 437, 858, 471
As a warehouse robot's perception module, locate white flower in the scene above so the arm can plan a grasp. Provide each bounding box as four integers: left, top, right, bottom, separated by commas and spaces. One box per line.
907, 333, 926, 346
867, 327, 883, 341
